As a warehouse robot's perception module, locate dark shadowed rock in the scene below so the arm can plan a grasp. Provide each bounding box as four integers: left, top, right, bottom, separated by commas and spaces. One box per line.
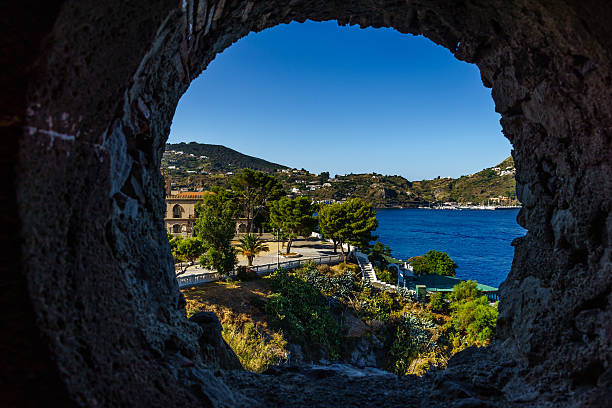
189, 312, 243, 370
2, 0, 611, 406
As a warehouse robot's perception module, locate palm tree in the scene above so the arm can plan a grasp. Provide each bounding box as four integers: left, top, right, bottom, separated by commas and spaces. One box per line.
236, 233, 269, 267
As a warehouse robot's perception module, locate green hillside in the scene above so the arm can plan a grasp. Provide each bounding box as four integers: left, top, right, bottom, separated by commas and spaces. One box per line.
161, 143, 517, 207
164, 142, 288, 173
293, 157, 517, 207
408, 157, 517, 205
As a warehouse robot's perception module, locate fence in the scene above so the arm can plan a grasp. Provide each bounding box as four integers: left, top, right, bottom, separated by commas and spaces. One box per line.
176, 271, 222, 287
176, 253, 344, 288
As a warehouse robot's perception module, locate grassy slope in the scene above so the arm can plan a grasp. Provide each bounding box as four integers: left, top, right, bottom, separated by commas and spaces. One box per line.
183, 280, 288, 373
181, 264, 475, 376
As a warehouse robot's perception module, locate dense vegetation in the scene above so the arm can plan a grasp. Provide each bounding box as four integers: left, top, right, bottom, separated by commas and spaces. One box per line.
194, 187, 239, 275
409, 250, 458, 277
265, 268, 342, 359
269, 196, 316, 254
272, 263, 499, 375
318, 198, 378, 261
183, 262, 499, 376
162, 142, 517, 207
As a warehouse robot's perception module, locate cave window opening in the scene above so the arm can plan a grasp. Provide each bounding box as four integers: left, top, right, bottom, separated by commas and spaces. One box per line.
166, 20, 526, 377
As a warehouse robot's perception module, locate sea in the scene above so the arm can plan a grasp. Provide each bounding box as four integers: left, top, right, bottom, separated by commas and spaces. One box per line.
374, 209, 526, 288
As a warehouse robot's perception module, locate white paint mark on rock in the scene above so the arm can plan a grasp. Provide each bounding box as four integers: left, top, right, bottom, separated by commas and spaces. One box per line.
137, 98, 151, 119
25, 126, 76, 149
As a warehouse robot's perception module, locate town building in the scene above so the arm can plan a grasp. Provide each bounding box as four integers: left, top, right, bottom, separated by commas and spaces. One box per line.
164, 176, 249, 236
165, 190, 208, 236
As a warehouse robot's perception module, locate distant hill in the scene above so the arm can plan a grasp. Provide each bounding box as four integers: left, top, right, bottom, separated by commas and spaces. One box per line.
294, 157, 517, 207
406, 157, 517, 205
161, 142, 517, 206
164, 142, 288, 173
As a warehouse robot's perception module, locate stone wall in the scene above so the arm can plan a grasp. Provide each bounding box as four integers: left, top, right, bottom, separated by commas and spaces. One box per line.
3, 0, 611, 406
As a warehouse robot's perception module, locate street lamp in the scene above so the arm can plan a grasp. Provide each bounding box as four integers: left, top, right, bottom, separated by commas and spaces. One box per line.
274, 228, 283, 270
276, 228, 279, 269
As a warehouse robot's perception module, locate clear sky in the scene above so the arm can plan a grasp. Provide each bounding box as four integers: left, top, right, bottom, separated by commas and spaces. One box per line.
168, 20, 512, 180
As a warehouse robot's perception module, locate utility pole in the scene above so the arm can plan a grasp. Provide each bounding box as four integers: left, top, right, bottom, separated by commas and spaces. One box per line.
275, 228, 280, 270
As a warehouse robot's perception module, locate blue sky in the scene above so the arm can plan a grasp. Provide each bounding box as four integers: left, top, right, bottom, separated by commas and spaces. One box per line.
169, 20, 511, 180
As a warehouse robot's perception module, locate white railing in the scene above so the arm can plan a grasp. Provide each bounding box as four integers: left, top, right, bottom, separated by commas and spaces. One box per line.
177, 253, 343, 288
246, 254, 344, 275
176, 271, 222, 287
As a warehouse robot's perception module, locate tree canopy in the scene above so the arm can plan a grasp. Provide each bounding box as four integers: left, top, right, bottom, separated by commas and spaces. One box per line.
317, 202, 345, 253
318, 198, 378, 262
450, 295, 497, 347
367, 241, 392, 268
194, 187, 238, 275
172, 236, 205, 275
231, 168, 285, 233
340, 198, 378, 251
409, 250, 457, 277
269, 196, 316, 254
236, 233, 269, 267
451, 280, 480, 302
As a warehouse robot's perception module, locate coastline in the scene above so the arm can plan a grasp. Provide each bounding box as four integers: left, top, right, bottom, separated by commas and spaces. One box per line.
373, 205, 522, 210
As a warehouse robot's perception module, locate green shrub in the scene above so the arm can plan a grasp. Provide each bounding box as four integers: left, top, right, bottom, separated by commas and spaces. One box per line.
357, 287, 396, 321
387, 314, 437, 376
427, 292, 448, 314
451, 280, 480, 302
450, 295, 497, 348
409, 250, 457, 277
235, 265, 259, 281
375, 266, 397, 285
294, 260, 317, 275
396, 286, 415, 301
264, 269, 341, 359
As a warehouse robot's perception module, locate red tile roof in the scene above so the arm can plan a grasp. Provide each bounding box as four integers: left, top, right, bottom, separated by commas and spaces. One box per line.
170, 191, 211, 199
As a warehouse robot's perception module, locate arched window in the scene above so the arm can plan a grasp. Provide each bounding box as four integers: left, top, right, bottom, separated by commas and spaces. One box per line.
172, 204, 184, 218
172, 224, 181, 233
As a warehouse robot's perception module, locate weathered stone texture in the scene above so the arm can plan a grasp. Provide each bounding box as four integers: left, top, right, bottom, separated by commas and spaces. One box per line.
189, 312, 243, 370
2, 0, 611, 406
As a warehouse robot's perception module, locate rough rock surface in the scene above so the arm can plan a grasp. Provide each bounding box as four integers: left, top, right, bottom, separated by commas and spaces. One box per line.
189, 312, 243, 370
2, 0, 611, 407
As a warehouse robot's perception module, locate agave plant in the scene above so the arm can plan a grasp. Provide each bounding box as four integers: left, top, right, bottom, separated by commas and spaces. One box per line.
236, 233, 269, 266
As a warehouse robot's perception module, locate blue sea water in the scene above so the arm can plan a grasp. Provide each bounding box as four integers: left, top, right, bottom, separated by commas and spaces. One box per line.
374, 209, 526, 288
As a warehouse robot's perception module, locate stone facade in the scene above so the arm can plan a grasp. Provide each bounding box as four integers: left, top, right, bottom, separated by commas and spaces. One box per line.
165, 191, 207, 236
4, 1, 611, 407
164, 191, 250, 236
